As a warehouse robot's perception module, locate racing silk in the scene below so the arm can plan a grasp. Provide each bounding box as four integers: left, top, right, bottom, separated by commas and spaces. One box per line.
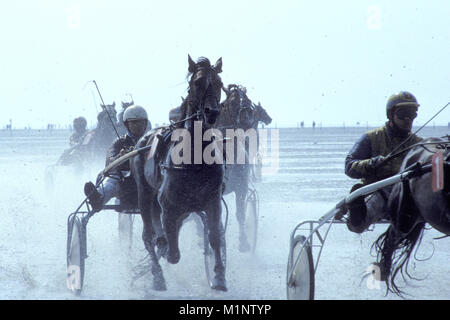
345, 123, 422, 185
105, 134, 137, 174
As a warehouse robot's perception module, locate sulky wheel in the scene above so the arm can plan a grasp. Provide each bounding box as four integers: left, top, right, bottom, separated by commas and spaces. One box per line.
66, 215, 86, 295
286, 235, 315, 300
244, 191, 259, 253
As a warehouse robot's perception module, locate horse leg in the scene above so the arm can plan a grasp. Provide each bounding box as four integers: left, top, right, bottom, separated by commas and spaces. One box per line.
134, 167, 166, 290
206, 200, 227, 291
161, 206, 182, 264
140, 211, 166, 291
235, 187, 251, 252
149, 198, 168, 259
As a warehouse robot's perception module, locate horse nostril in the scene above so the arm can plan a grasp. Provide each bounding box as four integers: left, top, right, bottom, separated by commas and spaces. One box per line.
206, 109, 219, 124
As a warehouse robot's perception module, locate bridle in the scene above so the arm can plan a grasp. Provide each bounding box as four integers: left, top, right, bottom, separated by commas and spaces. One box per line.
185, 66, 221, 126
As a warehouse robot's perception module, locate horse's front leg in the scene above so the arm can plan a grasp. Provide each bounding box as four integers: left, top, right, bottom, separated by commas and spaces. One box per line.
235, 172, 251, 252
140, 210, 166, 291
133, 154, 167, 291
149, 198, 168, 259
161, 205, 182, 264
206, 199, 227, 291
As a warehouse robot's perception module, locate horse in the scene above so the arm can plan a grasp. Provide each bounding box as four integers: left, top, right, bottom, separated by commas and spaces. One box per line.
131, 55, 226, 291
215, 84, 259, 252
372, 137, 450, 296
56, 105, 118, 169
252, 102, 272, 128
90, 103, 119, 159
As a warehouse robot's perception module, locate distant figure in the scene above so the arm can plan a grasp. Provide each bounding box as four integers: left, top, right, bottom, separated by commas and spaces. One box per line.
300, 121, 304, 128
312, 121, 316, 129
70, 116, 88, 147
92, 103, 119, 156
448, 122, 450, 129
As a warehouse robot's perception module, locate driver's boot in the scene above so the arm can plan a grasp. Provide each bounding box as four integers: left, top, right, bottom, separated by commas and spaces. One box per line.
346, 184, 367, 233
84, 181, 103, 212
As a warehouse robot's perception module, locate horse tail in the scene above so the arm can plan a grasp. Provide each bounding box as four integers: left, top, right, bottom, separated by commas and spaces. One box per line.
372, 180, 426, 297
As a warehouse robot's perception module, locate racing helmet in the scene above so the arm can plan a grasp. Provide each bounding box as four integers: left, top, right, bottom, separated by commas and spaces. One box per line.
386, 91, 419, 118
123, 105, 148, 122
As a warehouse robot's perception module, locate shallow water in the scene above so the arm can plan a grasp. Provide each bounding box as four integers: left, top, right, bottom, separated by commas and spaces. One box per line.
0, 126, 448, 299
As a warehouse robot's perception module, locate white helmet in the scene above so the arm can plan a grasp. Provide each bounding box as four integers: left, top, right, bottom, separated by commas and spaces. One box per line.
123, 105, 148, 122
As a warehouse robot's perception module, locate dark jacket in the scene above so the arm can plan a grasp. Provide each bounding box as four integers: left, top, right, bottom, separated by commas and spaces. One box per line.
345, 123, 422, 184
105, 134, 138, 173
69, 130, 87, 147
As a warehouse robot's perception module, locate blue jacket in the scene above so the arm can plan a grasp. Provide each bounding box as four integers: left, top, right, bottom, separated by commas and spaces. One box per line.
345, 123, 422, 184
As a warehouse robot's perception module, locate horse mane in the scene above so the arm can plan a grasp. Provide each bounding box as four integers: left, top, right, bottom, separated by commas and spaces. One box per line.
372, 180, 426, 297
371, 137, 450, 297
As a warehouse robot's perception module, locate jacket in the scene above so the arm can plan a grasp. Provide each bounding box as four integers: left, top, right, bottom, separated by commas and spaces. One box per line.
105, 134, 138, 173
345, 123, 422, 185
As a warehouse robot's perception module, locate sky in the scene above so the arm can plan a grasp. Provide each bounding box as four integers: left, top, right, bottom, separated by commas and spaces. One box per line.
1, 0, 450, 129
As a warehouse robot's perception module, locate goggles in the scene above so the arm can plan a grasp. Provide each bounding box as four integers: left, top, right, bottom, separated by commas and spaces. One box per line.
395, 108, 417, 120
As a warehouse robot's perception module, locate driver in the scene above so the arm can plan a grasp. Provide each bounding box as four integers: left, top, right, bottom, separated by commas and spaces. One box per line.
70, 116, 88, 147
344, 91, 423, 233
83, 105, 149, 212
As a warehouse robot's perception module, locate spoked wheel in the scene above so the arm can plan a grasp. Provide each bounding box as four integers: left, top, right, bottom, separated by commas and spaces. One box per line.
66, 215, 86, 295
286, 235, 315, 300
244, 190, 259, 253
118, 213, 133, 252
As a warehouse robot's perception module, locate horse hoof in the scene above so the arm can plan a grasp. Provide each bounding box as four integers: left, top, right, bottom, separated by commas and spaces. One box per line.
153, 278, 167, 291
211, 276, 227, 292
239, 239, 251, 253
167, 250, 180, 264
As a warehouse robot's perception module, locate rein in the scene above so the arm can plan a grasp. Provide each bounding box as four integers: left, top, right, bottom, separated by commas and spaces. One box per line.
168, 111, 202, 128
386, 140, 450, 161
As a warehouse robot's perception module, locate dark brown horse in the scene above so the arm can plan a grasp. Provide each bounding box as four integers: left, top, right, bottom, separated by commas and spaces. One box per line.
91, 103, 119, 159
216, 84, 258, 251
131, 56, 226, 291
373, 137, 450, 296
252, 102, 272, 128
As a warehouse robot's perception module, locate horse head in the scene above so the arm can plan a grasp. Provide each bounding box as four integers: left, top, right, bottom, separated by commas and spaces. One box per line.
219, 84, 256, 129
98, 102, 117, 124
185, 55, 223, 127
121, 100, 134, 110
254, 102, 272, 126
